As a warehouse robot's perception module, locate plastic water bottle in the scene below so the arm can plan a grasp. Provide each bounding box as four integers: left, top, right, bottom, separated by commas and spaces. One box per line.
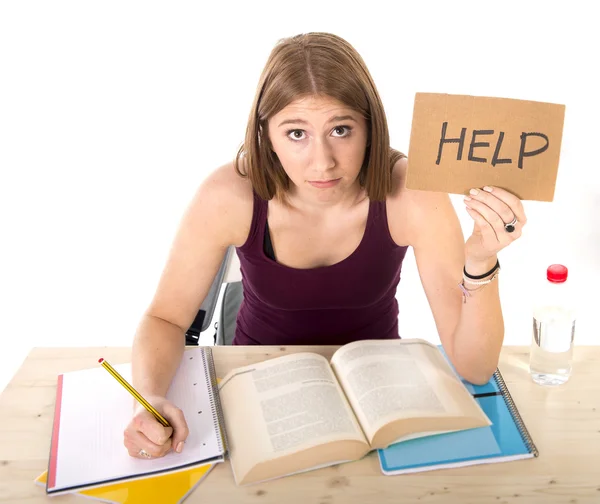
529, 264, 576, 386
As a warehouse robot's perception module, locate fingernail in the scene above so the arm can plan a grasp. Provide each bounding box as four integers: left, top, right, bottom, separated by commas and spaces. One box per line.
469, 188, 479, 196
483, 186, 493, 192
464, 196, 471, 202
176, 441, 184, 453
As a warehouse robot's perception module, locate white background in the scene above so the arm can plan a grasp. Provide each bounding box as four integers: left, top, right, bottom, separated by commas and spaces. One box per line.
1, 1, 598, 393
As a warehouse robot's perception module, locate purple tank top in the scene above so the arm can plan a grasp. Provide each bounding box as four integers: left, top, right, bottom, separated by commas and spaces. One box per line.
233, 191, 408, 345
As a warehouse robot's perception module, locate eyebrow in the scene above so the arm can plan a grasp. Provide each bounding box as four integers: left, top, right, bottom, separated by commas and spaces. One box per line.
277, 115, 357, 128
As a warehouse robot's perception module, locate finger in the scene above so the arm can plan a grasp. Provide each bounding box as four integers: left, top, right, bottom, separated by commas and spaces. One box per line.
481, 186, 527, 225
133, 411, 174, 446
464, 198, 502, 242
464, 206, 499, 243
124, 426, 172, 458
468, 188, 515, 225
162, 403, 189, 453
466, 198, 523, 241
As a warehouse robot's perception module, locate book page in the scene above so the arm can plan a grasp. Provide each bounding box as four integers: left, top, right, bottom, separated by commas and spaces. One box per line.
218, 352, 369, 485
47, 347, 224, 494
330, 339, 491, 448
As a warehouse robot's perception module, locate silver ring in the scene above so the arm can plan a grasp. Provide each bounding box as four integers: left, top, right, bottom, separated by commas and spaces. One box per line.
138, 449, 152, 458
504, 216, 517, 233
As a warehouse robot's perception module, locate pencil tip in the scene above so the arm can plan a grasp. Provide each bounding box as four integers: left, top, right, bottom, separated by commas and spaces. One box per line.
98, 358, 104, 364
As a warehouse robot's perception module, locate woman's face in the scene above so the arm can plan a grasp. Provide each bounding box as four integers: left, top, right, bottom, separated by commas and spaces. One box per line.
267, 95, 369, 202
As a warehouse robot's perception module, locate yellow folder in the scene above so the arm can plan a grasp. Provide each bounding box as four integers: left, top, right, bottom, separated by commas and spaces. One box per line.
35, 463, 214, 504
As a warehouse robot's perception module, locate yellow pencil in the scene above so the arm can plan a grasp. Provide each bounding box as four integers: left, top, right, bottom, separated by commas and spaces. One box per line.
98, 358, 171, 428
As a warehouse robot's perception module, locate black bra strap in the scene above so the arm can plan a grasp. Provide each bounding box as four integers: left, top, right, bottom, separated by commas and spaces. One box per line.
263, 220, 276, 261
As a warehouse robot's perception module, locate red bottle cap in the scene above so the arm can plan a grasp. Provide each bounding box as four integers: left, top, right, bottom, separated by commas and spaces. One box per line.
547, 264, 568, 283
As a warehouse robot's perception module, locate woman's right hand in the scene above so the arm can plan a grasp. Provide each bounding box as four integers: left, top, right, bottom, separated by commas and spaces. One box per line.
123, 396, 189, 459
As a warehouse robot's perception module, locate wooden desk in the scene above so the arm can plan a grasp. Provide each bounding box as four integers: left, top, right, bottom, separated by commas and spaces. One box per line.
1, 346, 599, 503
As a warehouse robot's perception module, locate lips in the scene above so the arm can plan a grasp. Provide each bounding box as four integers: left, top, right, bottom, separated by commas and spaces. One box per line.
308, 178, 341, 188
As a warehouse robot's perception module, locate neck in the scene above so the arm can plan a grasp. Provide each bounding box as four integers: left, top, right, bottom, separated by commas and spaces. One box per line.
282, 181, 365, 216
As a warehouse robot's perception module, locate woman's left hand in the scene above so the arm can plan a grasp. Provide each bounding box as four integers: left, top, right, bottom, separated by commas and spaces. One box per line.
463, 186, 527, 263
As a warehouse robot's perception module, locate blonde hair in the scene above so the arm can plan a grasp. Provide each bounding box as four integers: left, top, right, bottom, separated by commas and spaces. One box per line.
234, 32, 405, 202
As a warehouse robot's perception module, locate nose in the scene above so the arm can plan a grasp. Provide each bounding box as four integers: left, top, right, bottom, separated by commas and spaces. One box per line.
311, 137, 336, 175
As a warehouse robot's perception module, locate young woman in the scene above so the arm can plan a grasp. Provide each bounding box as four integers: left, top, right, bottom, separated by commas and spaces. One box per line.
123, 32, 526, 460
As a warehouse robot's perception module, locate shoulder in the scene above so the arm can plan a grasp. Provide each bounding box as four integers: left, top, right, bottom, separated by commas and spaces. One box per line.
386, 156, 458, 247
188, 159, 254, 248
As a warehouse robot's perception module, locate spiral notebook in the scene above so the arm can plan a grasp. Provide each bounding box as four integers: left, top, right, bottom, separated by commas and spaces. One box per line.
377, 347, 539, 475
46, 347, 226, 495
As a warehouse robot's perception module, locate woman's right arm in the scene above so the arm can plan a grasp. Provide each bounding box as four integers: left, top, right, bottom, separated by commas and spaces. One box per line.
125, 161, 252, 458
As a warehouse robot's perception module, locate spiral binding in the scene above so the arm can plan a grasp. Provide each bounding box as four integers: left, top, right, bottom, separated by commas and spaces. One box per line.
492, 368, 539, 457
202, 347, 228, 455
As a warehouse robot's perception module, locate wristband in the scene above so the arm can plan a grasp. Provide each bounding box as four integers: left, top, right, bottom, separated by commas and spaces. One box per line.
463, 259, 500, 280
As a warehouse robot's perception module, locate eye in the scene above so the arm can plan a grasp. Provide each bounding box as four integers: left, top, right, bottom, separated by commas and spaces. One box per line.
286, 129, 306, 141
333, 125, 353, 137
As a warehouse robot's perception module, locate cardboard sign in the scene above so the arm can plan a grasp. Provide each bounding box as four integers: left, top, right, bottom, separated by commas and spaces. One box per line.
405, 93, 565, 201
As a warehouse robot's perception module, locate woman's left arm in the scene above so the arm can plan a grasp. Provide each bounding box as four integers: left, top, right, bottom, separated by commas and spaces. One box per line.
402, 184, 526, 385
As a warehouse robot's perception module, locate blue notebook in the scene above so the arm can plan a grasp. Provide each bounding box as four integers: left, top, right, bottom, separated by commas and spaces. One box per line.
377, 346, 539, 475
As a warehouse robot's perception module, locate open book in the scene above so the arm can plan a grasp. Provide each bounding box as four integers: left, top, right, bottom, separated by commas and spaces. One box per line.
218, 338, 492, 485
